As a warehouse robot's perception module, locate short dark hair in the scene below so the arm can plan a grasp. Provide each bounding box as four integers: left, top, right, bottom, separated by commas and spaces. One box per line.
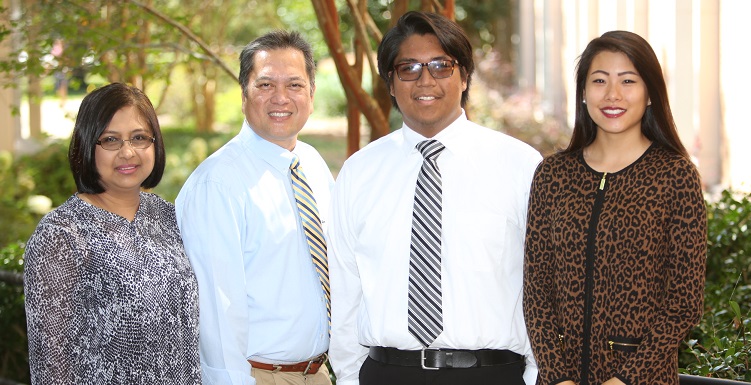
69, 83, 165, 194
377, 11, 474, 111
566, 30, 688, 158
238, 30, 316, 97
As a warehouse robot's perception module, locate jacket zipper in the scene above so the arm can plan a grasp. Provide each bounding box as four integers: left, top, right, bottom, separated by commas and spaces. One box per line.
580, 172, 608, 385
608, 340, 640, 350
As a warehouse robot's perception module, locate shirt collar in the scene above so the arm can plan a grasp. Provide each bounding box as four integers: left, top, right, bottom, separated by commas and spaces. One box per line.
400, 110, 467, 156
240, 120, 297, 174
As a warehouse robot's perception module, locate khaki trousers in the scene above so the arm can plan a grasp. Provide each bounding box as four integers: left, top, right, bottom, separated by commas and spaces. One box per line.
251, 363, 332, 385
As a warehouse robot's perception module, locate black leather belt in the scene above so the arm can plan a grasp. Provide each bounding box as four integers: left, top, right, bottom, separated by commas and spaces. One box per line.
368, 346, 524, 370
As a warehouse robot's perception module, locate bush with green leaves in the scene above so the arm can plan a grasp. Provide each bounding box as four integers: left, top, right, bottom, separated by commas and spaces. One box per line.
681, 190, 751, 381
0, 150, 56, 248
151, 128, 234, 202
0, 241, 29, 383
13, 141, 78, 207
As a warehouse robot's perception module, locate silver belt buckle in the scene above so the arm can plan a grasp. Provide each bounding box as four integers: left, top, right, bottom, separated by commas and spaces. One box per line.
302, 360, 314, 376
303, 353, 327, 375
420, 348, 440, 370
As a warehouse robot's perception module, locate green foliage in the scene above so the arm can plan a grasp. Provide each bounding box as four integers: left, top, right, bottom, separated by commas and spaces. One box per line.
456, 0, 513, 50
0, 241, 29, 383
681, 190, 751, 380
297, 133, 346, 176
0, 151, 48, 248
1, 0, 297, 131
0, 140, 76, 247
1, 2, 148, 83
14, 141, 77, 206
151, 128, 234, 202
312, 68, 347, 118
705, 190, 751, 289
275, 0, 328, 58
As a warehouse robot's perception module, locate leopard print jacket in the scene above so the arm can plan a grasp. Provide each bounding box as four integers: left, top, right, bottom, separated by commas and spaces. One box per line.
24, 192, 200, 384
523, 145, 706, 385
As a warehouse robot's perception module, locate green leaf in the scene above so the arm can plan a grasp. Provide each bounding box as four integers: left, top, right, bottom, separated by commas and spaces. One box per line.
729, 300, 741, 318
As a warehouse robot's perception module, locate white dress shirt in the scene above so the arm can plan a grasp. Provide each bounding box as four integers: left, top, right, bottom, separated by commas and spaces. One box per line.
176, 121, 335, 385
328, 112, 541, 385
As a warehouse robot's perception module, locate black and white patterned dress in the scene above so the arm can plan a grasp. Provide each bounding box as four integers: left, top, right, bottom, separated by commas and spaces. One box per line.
24, 192, 200, 385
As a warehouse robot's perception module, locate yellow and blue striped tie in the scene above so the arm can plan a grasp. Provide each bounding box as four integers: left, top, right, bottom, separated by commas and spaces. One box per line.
290, 155, 331, 325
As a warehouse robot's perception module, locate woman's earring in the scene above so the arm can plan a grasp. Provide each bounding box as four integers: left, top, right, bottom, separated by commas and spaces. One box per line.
582, 99, 587, 104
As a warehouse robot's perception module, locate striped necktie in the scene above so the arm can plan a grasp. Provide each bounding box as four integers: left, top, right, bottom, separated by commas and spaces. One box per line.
290, 155, 331, 325
408, 140, 446, 347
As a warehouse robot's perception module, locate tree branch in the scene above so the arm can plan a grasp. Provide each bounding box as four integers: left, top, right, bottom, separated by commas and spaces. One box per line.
127, 0, 235, 81
312, 0, 390, 153
346, 0, 378, 79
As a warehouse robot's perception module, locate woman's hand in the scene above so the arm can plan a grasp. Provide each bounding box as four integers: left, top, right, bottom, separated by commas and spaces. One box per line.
602, 378, 626, 385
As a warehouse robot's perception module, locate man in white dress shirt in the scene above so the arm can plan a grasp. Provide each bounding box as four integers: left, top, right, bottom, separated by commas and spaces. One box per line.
327, 11, 541, 385
176, 31, 334, 385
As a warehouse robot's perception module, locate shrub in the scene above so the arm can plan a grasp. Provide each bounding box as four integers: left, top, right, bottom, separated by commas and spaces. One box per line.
0, 151, 50, 248
151, 128, 234, 202
0, 241, 29, 383
681, 190, 751, 380
13, 140, 77, 207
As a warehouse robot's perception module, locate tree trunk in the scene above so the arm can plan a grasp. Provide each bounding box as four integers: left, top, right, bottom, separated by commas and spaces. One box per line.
312, 0, 390, 155
0, 4, 18, 152
24, 0, 42, 140
27, 78, 42, 140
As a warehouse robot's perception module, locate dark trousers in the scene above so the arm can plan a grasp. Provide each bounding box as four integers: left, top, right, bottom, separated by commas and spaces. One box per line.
359, 356, 526, 385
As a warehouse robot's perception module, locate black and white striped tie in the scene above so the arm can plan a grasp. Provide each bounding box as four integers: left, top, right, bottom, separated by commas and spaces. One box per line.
408, 140, 445, 347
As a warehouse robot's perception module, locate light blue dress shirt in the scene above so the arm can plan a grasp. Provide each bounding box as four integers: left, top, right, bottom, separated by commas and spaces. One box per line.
176, 121, 334, 385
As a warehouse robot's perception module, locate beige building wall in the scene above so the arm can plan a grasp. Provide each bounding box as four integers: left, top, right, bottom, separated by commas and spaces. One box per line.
526, 0, 748, 192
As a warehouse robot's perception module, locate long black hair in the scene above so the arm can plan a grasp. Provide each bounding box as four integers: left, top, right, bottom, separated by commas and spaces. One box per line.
565, 30, 688, 158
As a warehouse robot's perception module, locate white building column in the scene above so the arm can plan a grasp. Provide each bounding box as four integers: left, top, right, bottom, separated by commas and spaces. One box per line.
672, 0, 694, 159
697, 0, 723, 189
544, 0, 566, 124
719, 0, 751, 190
518, 0, 536, 90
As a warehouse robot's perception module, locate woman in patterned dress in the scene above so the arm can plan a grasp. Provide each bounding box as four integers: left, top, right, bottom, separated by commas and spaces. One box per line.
523, 31, 706, 385
23, 83, 200, 384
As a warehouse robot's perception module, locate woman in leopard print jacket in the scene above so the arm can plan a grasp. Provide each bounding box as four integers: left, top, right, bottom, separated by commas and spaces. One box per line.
523, 31, 706, 385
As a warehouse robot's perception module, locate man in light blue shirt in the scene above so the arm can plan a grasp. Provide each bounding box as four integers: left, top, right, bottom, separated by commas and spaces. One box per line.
176, 31, 334, 385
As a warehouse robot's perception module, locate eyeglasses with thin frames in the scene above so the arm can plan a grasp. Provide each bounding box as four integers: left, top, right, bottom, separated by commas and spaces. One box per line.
392, 59, 460, 82
96, 134, 155, 151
